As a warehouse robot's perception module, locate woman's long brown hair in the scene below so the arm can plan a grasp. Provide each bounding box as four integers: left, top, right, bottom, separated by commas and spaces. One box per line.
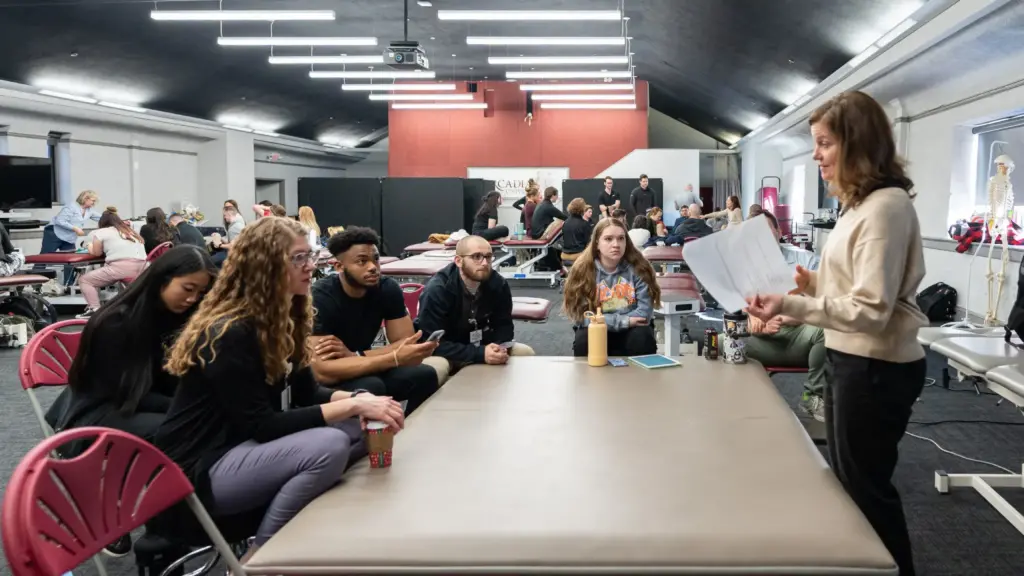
562, 218, 661, 323
165, 217, 312, 383
810, 90, 913, 210
98, 207, 142, 243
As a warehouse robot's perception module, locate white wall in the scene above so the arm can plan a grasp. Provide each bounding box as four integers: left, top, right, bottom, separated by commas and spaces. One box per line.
648, 109, 724, 150
781, 152, 818, 221
600, 149, 701, 208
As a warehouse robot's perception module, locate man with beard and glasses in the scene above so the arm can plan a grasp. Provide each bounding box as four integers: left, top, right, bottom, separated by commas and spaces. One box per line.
309, 227, 440, 412
417, 236, 535, 384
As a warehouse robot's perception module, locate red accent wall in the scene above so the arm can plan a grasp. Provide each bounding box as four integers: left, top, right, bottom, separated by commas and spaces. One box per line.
387, 81, 648, 178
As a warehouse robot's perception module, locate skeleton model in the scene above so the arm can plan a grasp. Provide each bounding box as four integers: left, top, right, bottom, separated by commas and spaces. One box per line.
984, 155, 1016, 326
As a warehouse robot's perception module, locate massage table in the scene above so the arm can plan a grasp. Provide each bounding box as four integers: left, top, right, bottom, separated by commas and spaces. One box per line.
930, 335, 1023, 390
0, 274, 51, 292
246, 357, 897, 575
510, 296, 553, 323
652, 273, 704, 355
403, 242, 447, 256
25, 252, 106, 305
917, 325, 1003, 348
380, 256, 450, 282
500, 221, 564, 284
643, 244, 686, 271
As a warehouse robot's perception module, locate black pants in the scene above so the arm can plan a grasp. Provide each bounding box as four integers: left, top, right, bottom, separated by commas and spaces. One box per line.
334, 364, 438, 415
475, 226, 509, 241
824, 349, 925, 576
572, 325, 657, 357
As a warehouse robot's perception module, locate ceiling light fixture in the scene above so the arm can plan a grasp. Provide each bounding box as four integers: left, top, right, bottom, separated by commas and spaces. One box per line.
98, 101, 148, 113
793, 94, 812, 107
519, 83, 634, 91
530, 93, 635, 101
39, 90, 97, 104
439, 10, 621, 21
467, 37, 625, 46
417, 1, 433, 6
540, 103, 636, 110
507, 70, 632, 79
323, 143, 345, 149
876, 19, 917, 47
223, 125, 254, 132
151, 10, 335, 21
269, 55, 385, 65
341, 83, 457, 91
369, 93, 474, 101
780, 104, 796, 115
311, 70, 436, 79
218, 37, 377, 47
392, 103, 488, 110
488, 56, 628, 66
847, 45, 879, 68
253, 130, 281, 137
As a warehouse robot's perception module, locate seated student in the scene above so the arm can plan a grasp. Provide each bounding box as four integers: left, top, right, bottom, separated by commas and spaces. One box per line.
669, 203, 713, 241
530, 186, 568, 239
141, 207, 177, 254
211, 205, 245, 266
472, 191, 511, 242
417, 236, 534, 382
629, 215, 651, 248
611, 208, 628, 226
271, 204, 288, 217
253, 200, 274, 219
561, 198, 592, 258
701, 195, 743, 229
155, 217, 403, 561
648, 207, 668, 238
298, 206, 322, 249
748, 203, 764, 219
310, 227, 440, 410
511, 179, 539, 235
742, 211, 826, 421
564, 218, 660, 357
169, 212, 206, 249
78, 207, 148, 317
0, 219, 25, 278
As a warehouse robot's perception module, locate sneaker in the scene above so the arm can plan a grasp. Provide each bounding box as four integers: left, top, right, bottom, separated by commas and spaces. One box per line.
76, 308, 97, 319
799, 393, 825, 423
103, 534, 132, 557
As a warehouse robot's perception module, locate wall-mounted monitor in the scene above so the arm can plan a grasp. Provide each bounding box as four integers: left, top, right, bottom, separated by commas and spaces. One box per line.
0, 155, 54, 211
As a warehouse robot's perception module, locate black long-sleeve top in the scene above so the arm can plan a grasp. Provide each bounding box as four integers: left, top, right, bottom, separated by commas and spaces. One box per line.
153, 319, 335, 502
530, 200, 568, 239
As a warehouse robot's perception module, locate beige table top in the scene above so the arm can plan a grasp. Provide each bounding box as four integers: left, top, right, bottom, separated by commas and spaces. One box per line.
247, 357, 895, 575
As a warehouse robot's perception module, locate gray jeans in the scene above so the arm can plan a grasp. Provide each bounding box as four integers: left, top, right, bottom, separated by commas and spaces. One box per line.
207, 419, 366, 545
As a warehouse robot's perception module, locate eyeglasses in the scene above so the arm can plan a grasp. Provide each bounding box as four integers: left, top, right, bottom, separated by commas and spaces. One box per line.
290, 250, 319, 267
458, 252, 494, 263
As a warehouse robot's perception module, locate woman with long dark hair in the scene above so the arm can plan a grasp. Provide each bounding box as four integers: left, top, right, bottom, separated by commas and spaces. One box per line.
77, 207, 148, 317
702, 195, 743, 228
471, 190, 510, 241
141, 207, 177, 254
745, 91, 926, 576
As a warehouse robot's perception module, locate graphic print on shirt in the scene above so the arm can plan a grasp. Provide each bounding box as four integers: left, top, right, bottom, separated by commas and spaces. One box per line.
596, 277, 636, 313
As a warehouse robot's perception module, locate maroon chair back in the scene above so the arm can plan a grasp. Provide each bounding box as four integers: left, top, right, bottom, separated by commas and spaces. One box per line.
19, 319, 87, 391
2, 427, 195, 576
147, 241, 174, 263
400, 283, 425, 320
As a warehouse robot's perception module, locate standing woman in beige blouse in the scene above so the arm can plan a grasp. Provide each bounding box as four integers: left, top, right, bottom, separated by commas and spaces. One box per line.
701, 195, 743, 228
745, 91, 926, 576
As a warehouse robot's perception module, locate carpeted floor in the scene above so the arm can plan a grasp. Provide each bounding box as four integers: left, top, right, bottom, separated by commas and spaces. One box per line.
2, 286, 1023, 575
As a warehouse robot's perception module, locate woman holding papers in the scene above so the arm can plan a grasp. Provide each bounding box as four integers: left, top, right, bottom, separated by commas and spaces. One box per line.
744, 91, 926, 576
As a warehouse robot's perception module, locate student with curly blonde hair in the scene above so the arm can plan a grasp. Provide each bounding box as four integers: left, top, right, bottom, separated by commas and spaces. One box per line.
154, 217, 403, 558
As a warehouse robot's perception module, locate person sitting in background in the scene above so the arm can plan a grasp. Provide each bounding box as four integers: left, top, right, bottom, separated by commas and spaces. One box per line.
141, 207, 177, 254
417, 236, 534, 383
611, 208, 627, 226
298, 206, 322, 249
530, 186, 568, 239
748, 203, 764, 219
310, 227, 440, 409
224, 200, 245, 227
327, 226, 345, 237
156, 217, 403, 563
743, 211, 826, 421
252, 200, 273, 219
702, 195, 743, 229
271, 204, 287, 218
597, 176, 620, 220
561, 198, 592, 260
670, 203, 712, 241
629, 215, 651, 247
211, 205, 245, 266
78, 207, 148, 318
472, 191, 511, 241
169, 212, 206, 249
512, 179, 540, 234
564, 218, 659, 357
648, 207, 668, 238
0, 220, 25, 278
630, 174, 655, 219
42, 190, 101, 253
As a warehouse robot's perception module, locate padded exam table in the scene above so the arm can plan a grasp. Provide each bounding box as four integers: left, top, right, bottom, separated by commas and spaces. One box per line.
246, 357, 896, 575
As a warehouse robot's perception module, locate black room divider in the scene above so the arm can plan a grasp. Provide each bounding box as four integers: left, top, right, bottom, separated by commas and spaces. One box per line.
298, 177, 382, 235
381, 178, 464, 256
560, 178, 663, 222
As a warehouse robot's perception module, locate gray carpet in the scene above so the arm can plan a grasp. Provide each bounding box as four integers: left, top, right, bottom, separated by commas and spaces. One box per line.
2, 287, 1023, 575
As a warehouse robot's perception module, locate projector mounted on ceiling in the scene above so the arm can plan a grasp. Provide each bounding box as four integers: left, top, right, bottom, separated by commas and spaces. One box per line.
385, 41, 429, 71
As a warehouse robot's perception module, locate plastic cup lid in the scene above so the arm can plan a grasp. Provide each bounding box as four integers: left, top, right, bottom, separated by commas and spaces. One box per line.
366, 420, 390, 431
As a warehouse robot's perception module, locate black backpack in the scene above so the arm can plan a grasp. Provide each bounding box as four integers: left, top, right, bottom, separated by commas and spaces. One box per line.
916, 282, 958, 322
0, 292, 58, 332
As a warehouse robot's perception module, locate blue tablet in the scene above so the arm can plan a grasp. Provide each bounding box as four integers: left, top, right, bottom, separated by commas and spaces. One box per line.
627, 354, 682, 370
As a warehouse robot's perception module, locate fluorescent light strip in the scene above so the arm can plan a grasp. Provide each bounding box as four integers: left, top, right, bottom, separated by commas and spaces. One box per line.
39, 90, 97, 104
489, 56, 628, 65
530, 93, 635, 101
876, 19, 916, 47
507, 70, 632, 79
519, 83, 634, 91
392, 103, 488, 110
218, 37, 377, 47
311, 70, 436, 79
253, 130, 280, 137
98, 101, 148, 113
780, 104, 796, 115
369, 93, 474, 101
793, 94, 812, 107
467, 37, 625, 46
848, 45, 879, 68
540, 103, 636, 110
270, 55, 384, 65
323, 144, 345, 149
223, 125, 254, 132
439, 10, 621, 21
342, 83, 456, 91
151, 10, 335, 21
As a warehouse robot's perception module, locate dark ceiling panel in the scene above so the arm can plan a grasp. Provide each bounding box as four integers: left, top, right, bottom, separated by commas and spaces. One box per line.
0, 0, 921, 145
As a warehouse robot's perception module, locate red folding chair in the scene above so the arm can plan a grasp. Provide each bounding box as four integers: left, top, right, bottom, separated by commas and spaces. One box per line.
400, 283, 424, 320
2, 427, 245, 576
18, 319, 88, 438
147, 241, 174, 263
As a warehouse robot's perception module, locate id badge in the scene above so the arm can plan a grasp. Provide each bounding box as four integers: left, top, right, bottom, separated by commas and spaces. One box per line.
470, 329, 483, 346
280, 386, 292, 411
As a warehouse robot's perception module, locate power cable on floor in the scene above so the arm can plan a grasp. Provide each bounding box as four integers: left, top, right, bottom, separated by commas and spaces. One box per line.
904, 431, 1015, 474
909, 419, 1024, 426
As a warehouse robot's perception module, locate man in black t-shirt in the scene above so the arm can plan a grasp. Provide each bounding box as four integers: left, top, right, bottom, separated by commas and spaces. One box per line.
310, 227, 440, 413
630, 174, 655, 220
597, 175, 620, 220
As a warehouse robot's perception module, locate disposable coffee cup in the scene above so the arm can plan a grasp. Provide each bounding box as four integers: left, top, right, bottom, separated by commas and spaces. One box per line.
365, 421, 394, 469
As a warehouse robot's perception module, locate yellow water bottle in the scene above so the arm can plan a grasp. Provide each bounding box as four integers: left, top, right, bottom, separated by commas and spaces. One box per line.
585, 309, 608, 367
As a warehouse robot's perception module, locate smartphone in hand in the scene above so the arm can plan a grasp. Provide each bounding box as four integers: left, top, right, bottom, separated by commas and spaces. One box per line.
426, 329, 445, 343
498, 341, 516, 350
